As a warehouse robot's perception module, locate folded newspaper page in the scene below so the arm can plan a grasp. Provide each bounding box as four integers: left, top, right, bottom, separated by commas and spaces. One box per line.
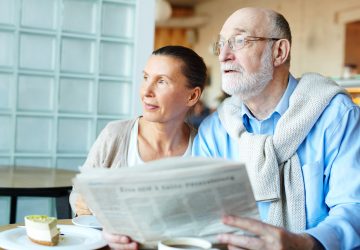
73, 157, 259, 245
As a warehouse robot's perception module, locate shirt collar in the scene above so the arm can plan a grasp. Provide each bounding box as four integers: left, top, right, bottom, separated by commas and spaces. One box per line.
241, 74, 298, 120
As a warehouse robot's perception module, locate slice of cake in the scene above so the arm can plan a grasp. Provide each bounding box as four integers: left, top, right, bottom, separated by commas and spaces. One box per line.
24, 215, 60, 246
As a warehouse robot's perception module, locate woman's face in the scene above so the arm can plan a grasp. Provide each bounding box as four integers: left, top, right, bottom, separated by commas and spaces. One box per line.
140, 55, 195, 123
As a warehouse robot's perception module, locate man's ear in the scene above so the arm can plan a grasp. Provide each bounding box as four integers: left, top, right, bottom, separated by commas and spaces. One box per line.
273, 39, 290, 67
187, 87, 202, 107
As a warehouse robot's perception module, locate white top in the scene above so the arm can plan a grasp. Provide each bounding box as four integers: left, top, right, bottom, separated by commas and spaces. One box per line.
127, 118, 193, 167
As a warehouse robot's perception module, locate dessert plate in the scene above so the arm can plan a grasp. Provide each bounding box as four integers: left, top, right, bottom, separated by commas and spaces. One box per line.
0, 225, 107, 250
72, 215, 102, 229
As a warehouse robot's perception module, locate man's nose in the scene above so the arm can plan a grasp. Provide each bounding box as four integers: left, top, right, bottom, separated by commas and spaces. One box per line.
218, 42, 234, 62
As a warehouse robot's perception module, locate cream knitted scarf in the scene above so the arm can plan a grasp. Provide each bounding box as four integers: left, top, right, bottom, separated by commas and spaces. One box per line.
217, 73, 347, 232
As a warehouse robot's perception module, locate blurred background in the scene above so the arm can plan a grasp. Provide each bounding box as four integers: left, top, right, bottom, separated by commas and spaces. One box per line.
0, 0, 359, 224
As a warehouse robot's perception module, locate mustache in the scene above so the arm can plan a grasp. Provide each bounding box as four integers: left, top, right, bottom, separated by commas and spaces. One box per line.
220, 63, 243, 72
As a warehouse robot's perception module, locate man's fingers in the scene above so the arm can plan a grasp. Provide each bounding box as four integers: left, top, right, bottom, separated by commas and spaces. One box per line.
222, 215, 271, 236
217, 233, 264, 250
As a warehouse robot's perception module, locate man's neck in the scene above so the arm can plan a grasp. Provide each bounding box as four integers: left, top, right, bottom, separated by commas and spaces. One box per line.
244, 71, 290, 120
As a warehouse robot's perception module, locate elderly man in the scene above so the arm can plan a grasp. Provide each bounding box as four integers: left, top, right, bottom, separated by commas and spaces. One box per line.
193, 7, 360, 250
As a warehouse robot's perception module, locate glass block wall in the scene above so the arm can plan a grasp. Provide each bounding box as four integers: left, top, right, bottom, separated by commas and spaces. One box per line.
0, 0, 155, 223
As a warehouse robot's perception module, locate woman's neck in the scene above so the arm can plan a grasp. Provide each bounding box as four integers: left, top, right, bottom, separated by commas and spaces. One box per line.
137, 117, 190, 161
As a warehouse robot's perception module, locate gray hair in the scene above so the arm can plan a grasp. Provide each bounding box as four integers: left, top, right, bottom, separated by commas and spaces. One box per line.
268, 11, 292, 64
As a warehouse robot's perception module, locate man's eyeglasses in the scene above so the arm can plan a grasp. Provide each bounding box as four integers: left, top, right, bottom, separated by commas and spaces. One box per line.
213, 35, 281, 55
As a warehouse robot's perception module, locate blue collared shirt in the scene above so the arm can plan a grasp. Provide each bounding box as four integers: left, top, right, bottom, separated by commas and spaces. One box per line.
192, 74, 360, 250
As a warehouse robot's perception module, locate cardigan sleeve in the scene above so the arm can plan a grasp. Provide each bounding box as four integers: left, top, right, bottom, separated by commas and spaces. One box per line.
69, 118, 136, 214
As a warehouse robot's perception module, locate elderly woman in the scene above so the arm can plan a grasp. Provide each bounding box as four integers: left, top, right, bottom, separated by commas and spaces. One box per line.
69, 45, 207, 249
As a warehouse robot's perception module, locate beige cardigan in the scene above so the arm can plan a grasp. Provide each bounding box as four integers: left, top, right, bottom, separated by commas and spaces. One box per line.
69, 117, 196, 212
82, 119, 137, 169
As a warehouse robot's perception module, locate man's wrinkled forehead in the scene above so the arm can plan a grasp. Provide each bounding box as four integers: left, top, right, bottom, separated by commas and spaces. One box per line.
220, 8, 269, 38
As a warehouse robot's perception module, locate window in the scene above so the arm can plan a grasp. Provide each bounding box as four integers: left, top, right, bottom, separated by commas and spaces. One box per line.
0, 0, 155, 223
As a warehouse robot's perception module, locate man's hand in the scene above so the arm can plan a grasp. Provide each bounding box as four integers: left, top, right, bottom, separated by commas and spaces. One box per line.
217, 215, 323, 250
75, 195, 92, 216
102, 230, 139, 250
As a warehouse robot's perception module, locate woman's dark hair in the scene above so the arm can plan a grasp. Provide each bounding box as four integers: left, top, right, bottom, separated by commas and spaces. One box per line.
152, 45, 207, 91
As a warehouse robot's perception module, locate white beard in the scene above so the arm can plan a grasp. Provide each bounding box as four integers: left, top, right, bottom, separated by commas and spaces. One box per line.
221, 44, 274, 100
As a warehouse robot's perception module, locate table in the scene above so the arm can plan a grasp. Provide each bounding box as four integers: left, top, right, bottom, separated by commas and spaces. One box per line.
0, 166, 78, 224
0, 219, 109, 250
0, 219, 226, 250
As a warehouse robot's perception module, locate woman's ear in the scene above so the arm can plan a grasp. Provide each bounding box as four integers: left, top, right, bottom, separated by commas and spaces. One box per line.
187, 87, 202, 107
273, 39, 290, 67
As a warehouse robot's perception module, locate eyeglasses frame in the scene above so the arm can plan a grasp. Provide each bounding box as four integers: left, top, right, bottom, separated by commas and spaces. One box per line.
213, 35, 282, 55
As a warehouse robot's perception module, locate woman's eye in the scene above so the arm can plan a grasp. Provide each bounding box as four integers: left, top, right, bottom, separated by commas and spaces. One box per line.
143, 75, 148, 80
158, 79, 166, 84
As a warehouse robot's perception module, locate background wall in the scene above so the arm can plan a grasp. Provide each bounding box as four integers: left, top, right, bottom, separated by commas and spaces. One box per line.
345, 21, 360, 70
193, 0, 360, 108
0, 0, 155, 225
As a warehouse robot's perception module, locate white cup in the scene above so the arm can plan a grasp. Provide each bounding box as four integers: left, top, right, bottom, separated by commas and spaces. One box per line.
158, 237, 215, 250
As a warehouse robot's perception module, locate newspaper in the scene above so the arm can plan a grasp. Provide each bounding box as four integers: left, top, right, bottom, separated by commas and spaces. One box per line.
73, 157, 259, 245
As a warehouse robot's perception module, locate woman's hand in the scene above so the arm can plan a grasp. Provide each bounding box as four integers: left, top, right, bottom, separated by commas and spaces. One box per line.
102, 230, 139, 250
217, 215, 324, 250
75, 195, 92, 216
